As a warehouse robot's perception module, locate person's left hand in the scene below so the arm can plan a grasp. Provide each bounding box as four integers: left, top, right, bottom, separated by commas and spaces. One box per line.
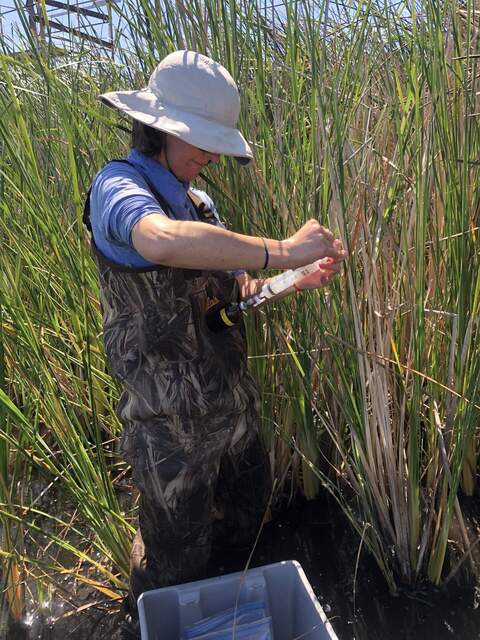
295, 256, 343, 291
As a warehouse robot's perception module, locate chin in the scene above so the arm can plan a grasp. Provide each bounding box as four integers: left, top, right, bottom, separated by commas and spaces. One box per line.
175, 172, 191, 182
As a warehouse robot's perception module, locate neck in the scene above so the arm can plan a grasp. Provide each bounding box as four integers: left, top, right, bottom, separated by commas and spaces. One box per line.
156, 148, 181, 182
152, 150, 190, 187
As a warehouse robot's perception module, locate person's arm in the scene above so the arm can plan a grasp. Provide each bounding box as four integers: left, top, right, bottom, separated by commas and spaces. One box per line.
131, 215, 346, 271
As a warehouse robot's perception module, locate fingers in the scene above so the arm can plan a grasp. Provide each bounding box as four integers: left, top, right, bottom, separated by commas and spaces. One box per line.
295, 259, 342, 291
318, 257, 343, 271
331, 239, 347, 260
316, 272, 336, 288
319, 264, 340, 281
317, 259, 343, 287
309, 219, 341, 241
323, 245, 347, 262
314, 225, 346, 261
290, 220, 347, 268
318, 224, 335, 243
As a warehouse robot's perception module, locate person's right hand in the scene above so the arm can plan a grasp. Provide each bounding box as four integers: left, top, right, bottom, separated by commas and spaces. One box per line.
283, 219, 347, 268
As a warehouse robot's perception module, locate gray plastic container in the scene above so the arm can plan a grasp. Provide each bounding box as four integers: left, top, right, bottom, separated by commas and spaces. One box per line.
137, 560, 338, 640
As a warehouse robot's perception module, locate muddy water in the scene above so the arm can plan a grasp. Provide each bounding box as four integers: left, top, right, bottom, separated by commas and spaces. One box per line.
5, 496, 480, 639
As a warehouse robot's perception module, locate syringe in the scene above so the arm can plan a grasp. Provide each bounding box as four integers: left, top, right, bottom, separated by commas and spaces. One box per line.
205, 260, 328, 333
239, 259, 325, 310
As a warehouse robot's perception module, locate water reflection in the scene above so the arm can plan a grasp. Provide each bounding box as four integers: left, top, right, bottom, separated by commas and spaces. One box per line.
4, 497, 480, 639
5, 600, 122, 639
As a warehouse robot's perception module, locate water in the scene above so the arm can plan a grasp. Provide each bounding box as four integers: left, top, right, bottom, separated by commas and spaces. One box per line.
5, 496, 480, 639
208, 497, 480, 640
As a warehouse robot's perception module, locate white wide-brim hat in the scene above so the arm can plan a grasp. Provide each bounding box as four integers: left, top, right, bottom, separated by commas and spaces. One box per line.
99, 50, 253, 166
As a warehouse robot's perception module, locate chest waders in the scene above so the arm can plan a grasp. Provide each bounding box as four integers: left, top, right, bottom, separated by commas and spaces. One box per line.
83, 161, 272, 616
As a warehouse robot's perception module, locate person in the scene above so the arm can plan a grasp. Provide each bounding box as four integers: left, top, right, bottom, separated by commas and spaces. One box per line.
83, 50, 345, 637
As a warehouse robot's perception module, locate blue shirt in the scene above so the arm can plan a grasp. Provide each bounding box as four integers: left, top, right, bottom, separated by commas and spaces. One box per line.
89, 149, 223, 267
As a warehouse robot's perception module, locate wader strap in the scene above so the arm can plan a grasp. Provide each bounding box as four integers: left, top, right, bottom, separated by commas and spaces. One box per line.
82, 158, 176, 232
83, 158, 215, 231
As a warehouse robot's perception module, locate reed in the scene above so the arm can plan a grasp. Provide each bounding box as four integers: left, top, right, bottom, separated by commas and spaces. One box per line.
0, 0, 479, 621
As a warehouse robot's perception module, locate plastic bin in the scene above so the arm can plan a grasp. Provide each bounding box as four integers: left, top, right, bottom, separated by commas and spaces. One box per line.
137, 560, 338, 640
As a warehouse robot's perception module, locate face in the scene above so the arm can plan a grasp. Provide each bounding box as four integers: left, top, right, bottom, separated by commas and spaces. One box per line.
159, 135, 220, 182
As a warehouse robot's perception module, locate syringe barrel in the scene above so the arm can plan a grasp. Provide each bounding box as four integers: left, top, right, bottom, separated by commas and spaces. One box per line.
265, 270, 296, 296
264, 260, 321, 297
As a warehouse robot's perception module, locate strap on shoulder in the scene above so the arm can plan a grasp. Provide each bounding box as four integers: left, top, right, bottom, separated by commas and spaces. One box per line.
83, 158, 216, 230
82, 159, 207, 277
82, 158, 177, 232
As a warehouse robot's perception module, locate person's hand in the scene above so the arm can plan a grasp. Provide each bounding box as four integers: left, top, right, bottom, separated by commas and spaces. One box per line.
295, 253, 343, 291
284, 220, 346, 268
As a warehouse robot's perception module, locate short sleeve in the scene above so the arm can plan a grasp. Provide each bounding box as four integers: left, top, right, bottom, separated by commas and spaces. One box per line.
90, 162, 166, 248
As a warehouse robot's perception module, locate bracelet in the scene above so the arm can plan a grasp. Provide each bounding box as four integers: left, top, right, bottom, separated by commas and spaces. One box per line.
261, 237, 269, 270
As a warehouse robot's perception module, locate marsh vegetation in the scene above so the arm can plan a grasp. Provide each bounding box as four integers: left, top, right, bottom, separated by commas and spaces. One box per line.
0, 0, 479, 635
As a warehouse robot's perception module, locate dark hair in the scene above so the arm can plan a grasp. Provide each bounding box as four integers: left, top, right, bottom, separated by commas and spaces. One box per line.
131, 120, 166, 156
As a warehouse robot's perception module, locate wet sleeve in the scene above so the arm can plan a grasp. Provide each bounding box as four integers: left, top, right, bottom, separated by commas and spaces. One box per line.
91, 163, 166, 248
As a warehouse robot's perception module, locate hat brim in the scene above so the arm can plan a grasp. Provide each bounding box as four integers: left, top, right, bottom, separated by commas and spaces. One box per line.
99, 89, 253, 166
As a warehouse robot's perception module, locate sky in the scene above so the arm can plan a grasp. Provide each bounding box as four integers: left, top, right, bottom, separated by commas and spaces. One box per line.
0, 1, 412, 53
0, 0, 117, 51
